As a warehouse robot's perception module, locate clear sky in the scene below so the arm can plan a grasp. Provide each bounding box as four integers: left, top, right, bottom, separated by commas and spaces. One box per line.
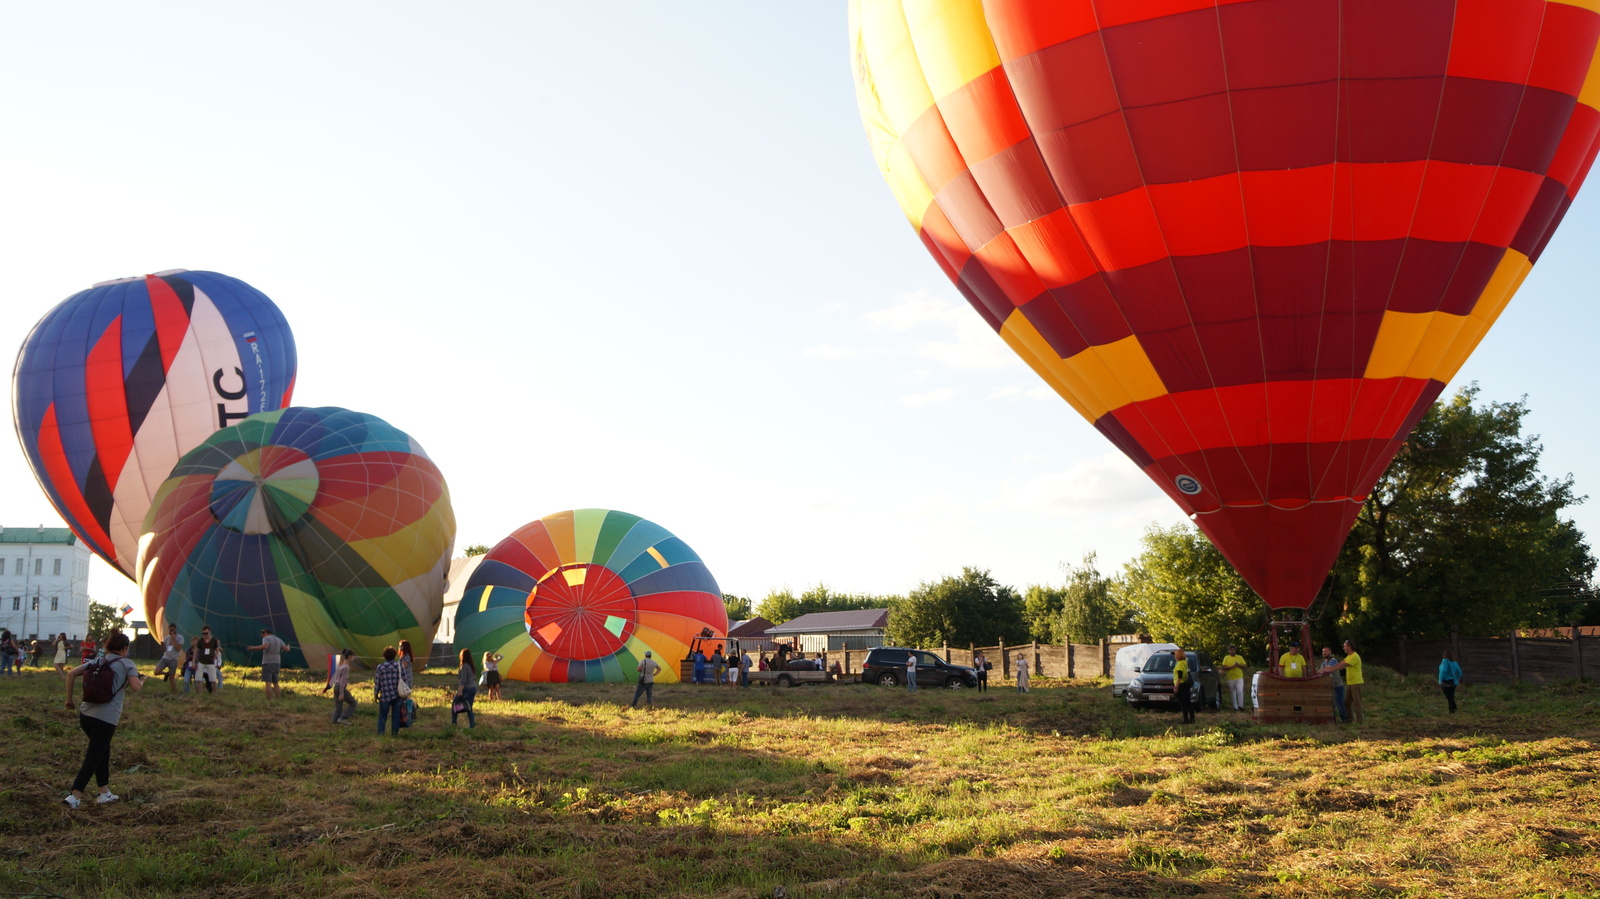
4, 2, 1598, 617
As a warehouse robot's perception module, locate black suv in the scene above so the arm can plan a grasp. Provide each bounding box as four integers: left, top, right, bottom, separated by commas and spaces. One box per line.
861, 647, 979, 689
1124, 650, 1221, 710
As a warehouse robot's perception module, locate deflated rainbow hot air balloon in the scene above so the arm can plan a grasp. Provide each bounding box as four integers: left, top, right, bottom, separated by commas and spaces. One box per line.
12, 270, 297, 580
851, 0, 1600, 614
138, 406, 455, 671
454, 509, 727, 683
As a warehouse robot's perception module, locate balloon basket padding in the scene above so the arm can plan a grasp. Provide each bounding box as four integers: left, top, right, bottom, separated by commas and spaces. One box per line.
1253, 672, 1338, 724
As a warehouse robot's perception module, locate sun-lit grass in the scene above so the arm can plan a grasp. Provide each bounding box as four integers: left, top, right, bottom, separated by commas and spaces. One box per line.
2, 666, 1597, 898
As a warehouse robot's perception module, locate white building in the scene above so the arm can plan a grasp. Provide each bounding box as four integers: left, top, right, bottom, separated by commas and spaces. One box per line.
436, 554, 485, 647
0, 526, 93, 640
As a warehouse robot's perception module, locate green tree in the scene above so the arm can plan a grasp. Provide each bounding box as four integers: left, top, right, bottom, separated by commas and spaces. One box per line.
1057, 552, 1138, 643
887, 567, 1026, 648
1328, 385, 1596, 642
1111, 524, 1265, 660
1021, 583, 1066, 642
722, 593, 752, 621
87, 601, 125, 639
754, 584, 894, 624
462, 544, 491, 557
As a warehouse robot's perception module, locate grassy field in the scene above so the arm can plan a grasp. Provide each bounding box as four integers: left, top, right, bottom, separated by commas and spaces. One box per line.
1, 664, 1596, 899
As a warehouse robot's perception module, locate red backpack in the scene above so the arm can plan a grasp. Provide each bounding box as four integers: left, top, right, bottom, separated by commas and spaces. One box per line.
81, 658, 123, 704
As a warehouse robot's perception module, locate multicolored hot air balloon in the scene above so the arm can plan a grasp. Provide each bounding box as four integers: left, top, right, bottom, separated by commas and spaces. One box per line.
12, 270, 297, 580
454, 510, 727, 683
138, 406, 455, 671
851, 0, 1600, 612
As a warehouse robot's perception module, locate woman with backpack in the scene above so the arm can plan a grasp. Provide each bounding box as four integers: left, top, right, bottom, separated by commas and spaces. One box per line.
62, 632, 144, 808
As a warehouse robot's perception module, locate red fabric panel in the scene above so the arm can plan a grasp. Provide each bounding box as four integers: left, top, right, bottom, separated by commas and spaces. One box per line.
1217, 0, 1338, 89
1231, 82, 1338, 171
1035, 113, 1143, 204
1499, 88, 1575, 176
969, 138, 1064, 228
1004, 32, 1119, 131
1094, 0, 1230, 30
1069, 188, 1166, 270
1171, 250, 1265, 387
1019, 292, 1090, 359
1432, 78, 1527, 168
971, 232, 1047, 306
934, 170, 1005, 252
1007, 208, 1098, 289
1241, 165, 1335, 247
144, 274, 193, 373
1526, 2, 1600, 95
83, 318, 133, 496
1338, 78, 1445, 162
984, 0, 1099, 61
937, 65, 1033, 164
1446, 0, 1543, 84
1192, 500, 1364, 609
1341, 0, 1453, 79
1546, 103, 1600, 190
514, 523, 563, 577
1147, 173, 1246, 257
1332, 162, 1425, 241
1100, 10, 1226, 108
918, 201, 973, 274
1125, 93, 1237, 184
955, 255, 1020, 330
1045, 275, 1131, 347
35, 405, 114, 558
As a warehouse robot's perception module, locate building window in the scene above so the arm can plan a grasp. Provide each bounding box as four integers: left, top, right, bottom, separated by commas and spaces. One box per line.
9, 597, 16, 611
31, 596, 39, 610
34, 558, 42, 575
53, 558, 62, 575
14, 559, 21, 575
51, 596, 59, 611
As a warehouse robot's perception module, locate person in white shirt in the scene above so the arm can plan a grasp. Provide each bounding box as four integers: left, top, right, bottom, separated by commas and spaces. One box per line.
632, 651, 661, 709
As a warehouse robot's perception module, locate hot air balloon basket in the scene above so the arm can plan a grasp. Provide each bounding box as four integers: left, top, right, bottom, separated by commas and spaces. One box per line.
1253, 673, 1339, 725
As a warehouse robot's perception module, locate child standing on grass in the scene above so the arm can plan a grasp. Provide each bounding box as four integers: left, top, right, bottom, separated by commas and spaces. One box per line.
322, 648, 356, 724
482, 652, 504, 700
453, 649, 478, 728
63, 632, 144, 808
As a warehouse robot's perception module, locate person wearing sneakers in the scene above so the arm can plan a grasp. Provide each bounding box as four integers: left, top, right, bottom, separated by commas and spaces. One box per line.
63, 632, 144, 808
152, 624, 183, 693
246, 627, 293, 700
322, 648, 357, 724
192, 627, 221, 693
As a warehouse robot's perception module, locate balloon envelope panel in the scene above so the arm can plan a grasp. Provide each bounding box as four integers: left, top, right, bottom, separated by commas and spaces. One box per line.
455, 509, 727, 683
139, 407, 454, 671
850, 0, 1600, 608
12, 270, 297, 580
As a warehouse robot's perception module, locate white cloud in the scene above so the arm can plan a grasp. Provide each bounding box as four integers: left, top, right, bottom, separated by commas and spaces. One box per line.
804, 345, 860, 359
901, 387, 956, 407
864, 290, 1026, 372
998, 452, 1167, 515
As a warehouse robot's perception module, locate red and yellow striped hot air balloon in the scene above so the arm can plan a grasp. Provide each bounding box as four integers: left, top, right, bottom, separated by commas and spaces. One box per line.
851, 0, 1600, 613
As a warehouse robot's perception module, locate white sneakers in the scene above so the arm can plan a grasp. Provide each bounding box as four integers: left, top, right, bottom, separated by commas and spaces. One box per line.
63, 791, 117, 808
96, 792, 119, 804
62, 794, 80, 809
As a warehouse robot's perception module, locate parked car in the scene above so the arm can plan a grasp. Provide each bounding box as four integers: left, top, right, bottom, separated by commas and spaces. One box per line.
1124, 650, 1221, 710
1111, 642, 1180, 698
861, 647, 979, 689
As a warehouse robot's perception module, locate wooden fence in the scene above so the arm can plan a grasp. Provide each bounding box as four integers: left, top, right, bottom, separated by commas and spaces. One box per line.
1363, 627, 1597, 684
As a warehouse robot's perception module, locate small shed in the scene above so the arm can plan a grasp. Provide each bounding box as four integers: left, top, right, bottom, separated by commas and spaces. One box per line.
764, 609, 889, 654
728, 616, 780, 654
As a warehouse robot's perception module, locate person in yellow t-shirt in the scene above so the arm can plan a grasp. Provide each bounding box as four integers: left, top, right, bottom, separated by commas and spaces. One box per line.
1277, 642, 1307, 678
1172, 649, 1195, 724
1326, 640, 1366, 723
1219, 645, 1249, 710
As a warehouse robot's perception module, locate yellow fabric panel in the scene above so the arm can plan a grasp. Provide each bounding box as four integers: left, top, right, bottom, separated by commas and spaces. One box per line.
346, 503, 452, 585
1551, 0, 1600, 14
851, 0, 940, 230
1579, 34, 1600, 111
572, 508, 606, 564
1000, 312, 1168, 420
886, 142, 937, 230
542, 509, 577, 565
1364, 251, 1532, 381
901, 0, 1001, 101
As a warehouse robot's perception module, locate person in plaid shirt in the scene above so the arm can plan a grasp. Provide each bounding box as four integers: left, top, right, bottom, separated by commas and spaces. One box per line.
373, 647, 404, 735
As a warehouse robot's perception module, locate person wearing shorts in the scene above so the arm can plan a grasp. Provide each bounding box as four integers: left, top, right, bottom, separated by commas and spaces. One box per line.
247, 628, 292, 699
192, 627, 221, 694
152, 624, 183, 693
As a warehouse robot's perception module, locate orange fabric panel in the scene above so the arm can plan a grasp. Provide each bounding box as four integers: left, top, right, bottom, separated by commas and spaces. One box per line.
1005, 207, 1099, 288
972, 231, 1049, 305
936, 65, 1032, 163
1068, 188, 1167, 271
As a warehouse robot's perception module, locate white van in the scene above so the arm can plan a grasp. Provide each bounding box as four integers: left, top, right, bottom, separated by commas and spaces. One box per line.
1111, 642, 1180, 698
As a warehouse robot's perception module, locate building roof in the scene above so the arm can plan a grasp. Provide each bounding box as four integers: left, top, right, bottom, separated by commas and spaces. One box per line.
0, 527, 78, 546
765, 608, 890, 635
728, 616, 776, 638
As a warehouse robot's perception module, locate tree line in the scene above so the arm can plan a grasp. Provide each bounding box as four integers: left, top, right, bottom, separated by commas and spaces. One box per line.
725, 387, 1600, 662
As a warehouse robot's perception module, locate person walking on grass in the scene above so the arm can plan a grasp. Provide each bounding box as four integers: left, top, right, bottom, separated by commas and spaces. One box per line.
192, 627, 221, 694
1438, 651, 1463, 714
246, 628, 293, 700
62, 632, 144, 808
1320, 646, 1347, 722
152, 624, 183, 693
482, 651, 504, 700
632, 650, 660, 709
373, 646, 405, 735
452, 648, 478, 728
322, 648, 357, 724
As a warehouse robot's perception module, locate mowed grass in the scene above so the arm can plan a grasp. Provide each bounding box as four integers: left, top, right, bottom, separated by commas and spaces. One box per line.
1, 665, 1597, 899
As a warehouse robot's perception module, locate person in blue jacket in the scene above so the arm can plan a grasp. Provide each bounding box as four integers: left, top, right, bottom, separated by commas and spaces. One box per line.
1438, 651, 1463, 714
